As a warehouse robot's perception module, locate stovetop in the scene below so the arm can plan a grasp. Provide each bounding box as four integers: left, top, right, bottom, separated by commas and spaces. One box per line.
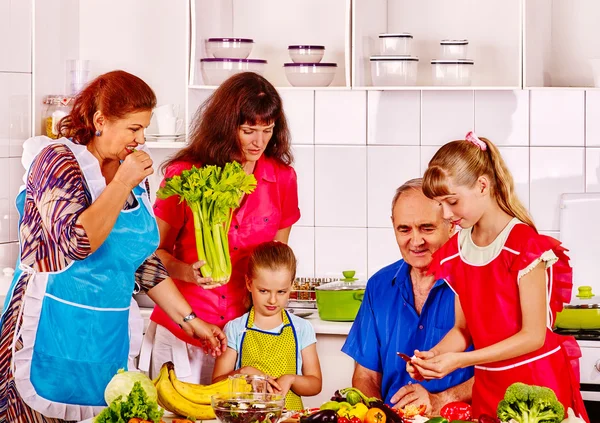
554, 328, 600, 340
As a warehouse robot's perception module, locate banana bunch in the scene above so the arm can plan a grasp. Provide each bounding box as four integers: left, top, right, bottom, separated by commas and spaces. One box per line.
154, 361, 236, 420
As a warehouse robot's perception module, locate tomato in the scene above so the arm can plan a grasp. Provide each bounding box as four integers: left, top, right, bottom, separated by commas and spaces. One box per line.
339, 417, 351, 423
365, 408, 387, 423
350, 417, 362, 423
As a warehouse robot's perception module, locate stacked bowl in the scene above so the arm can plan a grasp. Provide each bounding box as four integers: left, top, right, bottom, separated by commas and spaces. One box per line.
284, 45, 337, 87
370, 33, 419, 86
431, 39, 474, 86
200, 38, 267, 85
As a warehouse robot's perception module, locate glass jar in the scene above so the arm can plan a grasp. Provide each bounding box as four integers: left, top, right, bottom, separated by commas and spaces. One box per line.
42, 96, 73, 139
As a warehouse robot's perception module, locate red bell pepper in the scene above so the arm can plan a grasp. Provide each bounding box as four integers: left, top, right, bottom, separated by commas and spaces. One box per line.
440, 402, 472, 422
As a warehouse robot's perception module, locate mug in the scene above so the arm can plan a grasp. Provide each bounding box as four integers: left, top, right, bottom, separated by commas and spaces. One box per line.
154, 104, 180, 119
157, 116, 183, 135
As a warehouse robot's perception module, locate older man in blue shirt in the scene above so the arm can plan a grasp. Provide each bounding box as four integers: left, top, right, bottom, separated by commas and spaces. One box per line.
342, 178, 473, 415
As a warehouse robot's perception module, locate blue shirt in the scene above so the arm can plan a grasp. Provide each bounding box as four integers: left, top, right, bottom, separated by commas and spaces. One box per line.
341, 259, 473, 406
224, 311, 317, 374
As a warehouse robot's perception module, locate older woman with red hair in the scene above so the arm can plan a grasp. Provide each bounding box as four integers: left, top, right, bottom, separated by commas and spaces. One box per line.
0, 70, 225, 423
143, 72, 301, 385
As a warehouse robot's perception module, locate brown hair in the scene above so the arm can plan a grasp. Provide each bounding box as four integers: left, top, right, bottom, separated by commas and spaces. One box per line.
162, 72, 293, 172
422, 137, 535, 230
247, 241, 297, 282
58, 70, 157, 145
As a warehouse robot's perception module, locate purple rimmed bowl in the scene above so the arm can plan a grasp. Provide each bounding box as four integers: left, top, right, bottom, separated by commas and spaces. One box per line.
288, 45, 325, 63
283, 62, 337, 87
206, 37, 254, 59
200, 58, 267, 85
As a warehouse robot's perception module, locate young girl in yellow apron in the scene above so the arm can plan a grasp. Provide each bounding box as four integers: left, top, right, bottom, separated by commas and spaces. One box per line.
212, 242, 322, 410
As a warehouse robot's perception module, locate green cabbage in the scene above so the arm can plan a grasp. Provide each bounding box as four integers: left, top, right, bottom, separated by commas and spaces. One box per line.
104, 369, 157, 405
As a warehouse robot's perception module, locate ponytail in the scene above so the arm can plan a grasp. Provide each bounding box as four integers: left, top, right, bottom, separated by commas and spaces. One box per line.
423, 134, 536, 231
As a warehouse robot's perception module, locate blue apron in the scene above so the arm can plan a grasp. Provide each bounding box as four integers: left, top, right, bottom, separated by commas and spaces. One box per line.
5, 138, 158, 420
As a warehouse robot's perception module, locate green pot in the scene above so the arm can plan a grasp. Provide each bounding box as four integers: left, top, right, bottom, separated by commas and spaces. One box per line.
554, 285, 600, 329
315, 281, 366, 321
555, 307, 600, 329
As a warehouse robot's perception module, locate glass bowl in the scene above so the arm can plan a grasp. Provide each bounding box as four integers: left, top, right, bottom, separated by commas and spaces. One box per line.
211, 393, 285, 423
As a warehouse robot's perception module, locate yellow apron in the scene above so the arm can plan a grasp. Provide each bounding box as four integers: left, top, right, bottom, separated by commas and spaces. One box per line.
239, 308, 304, 410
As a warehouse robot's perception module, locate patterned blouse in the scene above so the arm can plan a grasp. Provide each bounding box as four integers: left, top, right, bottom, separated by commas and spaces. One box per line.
19, 143, 168, 289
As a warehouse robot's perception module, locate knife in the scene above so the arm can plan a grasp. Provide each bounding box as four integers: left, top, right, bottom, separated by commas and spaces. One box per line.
396, 352, 413, 363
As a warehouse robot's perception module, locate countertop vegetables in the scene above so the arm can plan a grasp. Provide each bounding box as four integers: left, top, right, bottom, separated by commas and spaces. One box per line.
496, 382, 564, 423
301, 410, 340, 423
104, 369, 157, 405
95, 382, 164, 423
156, 162, 257, 284
440, 402, 471, 422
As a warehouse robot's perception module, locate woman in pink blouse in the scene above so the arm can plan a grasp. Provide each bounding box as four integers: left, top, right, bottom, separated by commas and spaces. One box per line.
143, 72, 301, 384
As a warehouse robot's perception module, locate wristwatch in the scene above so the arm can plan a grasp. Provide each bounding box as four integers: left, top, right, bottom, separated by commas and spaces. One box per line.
182, 312, 197, 323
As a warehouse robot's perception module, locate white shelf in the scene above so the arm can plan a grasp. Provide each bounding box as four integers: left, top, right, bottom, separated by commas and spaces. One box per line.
354, 86, 522, 91
188, 84, 352, 91
191, 0, 351, 88
352, 0, 522, 89
146, 141, 187, 149
525, 0, 600, 88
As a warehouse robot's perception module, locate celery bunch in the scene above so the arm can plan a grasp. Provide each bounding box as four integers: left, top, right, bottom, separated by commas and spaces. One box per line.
157, 162, 257, 284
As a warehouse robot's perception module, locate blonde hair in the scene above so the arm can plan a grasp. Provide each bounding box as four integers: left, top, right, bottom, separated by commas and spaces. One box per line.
422, 136, 536, 231
247, 241, 297, 282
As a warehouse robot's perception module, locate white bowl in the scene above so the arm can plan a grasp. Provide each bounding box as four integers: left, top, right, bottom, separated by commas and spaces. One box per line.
200, 58, 267, 85
206, 37, 254, 59
431, 59, 474, 86
379, 33, 413, 55
283, 63, 337, 87
370, 55, 419, 86
440, 40, 469, 60
288, 45, 325, 63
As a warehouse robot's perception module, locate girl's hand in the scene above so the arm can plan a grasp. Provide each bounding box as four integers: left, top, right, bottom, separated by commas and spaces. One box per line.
182, 319, 227, 357
185, 261, 214, 286
272, 374, 296, 397
114, 150, 154, 190
411, 352, 463, 380
405, 349, 435, 381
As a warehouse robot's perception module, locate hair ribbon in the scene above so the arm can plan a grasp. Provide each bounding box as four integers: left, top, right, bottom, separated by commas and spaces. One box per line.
465, 131, 487, 151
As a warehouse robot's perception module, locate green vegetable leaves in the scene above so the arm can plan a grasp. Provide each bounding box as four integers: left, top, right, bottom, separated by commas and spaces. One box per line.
95, 381, 164, 423
156, 162, 257, 283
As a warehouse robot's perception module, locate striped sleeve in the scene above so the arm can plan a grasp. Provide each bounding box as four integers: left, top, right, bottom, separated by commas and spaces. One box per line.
135, 253, 169, 291
28, 144, 92, 261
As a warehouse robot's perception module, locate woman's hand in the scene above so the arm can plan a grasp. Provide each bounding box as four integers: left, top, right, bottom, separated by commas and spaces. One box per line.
411, 351, 464, 380
406, 349, 435, 381
184, 260, 215, 287
181, 319, 227, 357
113, 150, 154, 190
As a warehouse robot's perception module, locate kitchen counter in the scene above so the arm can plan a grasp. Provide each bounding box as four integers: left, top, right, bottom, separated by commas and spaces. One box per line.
138, 308, 354, 336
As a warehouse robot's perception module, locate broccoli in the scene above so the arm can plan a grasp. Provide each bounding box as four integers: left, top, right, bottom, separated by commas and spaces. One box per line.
497, 382, 565, 423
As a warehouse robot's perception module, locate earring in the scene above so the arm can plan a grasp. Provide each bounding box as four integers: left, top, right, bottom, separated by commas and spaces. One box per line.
95, 130, 102, 136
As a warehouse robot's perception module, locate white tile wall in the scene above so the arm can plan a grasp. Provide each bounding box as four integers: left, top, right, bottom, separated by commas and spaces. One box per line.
314, 91, 366, 145
367, 146, 420, 228
279, 90, 314, 145
280, 89, 592, 278
530, 90, 584, 147
530, 147, 585, 231
0, 3, 31, 270
474, 91, 529, 146
314, 146, 366, 227
367, 91, 420, 145
292, 145, 315, 226
421, 91, 474, 146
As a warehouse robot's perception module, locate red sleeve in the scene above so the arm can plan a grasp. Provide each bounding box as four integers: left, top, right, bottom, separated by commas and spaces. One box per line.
152, 161, 195, 230
277, 165, 301, 229
508, 225, 573, 315
428, 233, 459, 285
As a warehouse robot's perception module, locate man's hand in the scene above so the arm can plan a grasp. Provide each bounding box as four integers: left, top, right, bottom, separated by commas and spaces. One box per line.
390, 383, 444, 416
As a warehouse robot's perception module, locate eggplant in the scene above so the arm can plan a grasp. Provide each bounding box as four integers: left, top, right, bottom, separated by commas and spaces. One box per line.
300, 410, 338, 423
